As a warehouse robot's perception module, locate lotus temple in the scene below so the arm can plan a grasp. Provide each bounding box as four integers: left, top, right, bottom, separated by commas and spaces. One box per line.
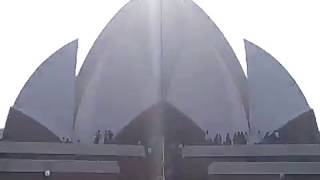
0, 0, 319, 179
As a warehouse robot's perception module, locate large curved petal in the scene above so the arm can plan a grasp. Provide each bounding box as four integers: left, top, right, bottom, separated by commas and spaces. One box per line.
75, 0, 248, 143
7, 40, 78, 141
188, 0, 248, 118
164, 0, 248, 137
75, 0, 162, 143
245, 40, 312, 134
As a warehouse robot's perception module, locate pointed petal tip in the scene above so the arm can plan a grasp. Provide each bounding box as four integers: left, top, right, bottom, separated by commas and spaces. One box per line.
244, 39, 264, 63
71, 38, 79, 44
49, 39, 79, 57
66, 39, 79, 49
243, 39, 255, 50
243, 38, 249, 43
244, 39, 254, 63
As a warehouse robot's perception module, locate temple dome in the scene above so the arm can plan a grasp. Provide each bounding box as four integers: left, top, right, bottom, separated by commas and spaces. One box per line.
74, 0, 248, 143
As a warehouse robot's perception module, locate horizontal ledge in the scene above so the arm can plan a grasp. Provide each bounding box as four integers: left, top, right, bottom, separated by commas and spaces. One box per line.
0, 142, 145, 157
0, 159, 119, 173
209, 162, 320, 175
182, 144, 320, 158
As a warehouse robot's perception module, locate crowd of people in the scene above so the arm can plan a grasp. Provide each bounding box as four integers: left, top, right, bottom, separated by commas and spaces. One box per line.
205, 131, 248, 145
259, 130, 281, 144
204, 130, 282, 145
93, 130, 114, 144
232, 132, 248, 145
60, 130, 114, 144
206, 131, 255, 145
60, 129, 280, 145
61, 137, 73, 143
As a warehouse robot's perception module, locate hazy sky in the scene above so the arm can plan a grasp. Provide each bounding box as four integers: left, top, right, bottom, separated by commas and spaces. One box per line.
0, 0, 319, 128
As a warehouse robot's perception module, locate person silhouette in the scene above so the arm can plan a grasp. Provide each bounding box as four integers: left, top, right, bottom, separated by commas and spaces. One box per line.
232, 133, 237, 145
94, 130, 101, 144
217, 133, 222, 145
244, 132, 248, 145
262, 132, 270, 144
270, 131, 280, 144
275, 131, 280, 139
240, 132, 245, 144
225, 133, 232, 145
234, 132, 239, 145
213, 134, 218, 145
256, 130, 263, 144
108, 130, 114, 141
104, 130, 108, 144
205, 130, 209, 142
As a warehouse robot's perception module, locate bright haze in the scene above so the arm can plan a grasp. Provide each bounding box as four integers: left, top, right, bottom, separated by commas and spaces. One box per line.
0, 0, 319, 128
